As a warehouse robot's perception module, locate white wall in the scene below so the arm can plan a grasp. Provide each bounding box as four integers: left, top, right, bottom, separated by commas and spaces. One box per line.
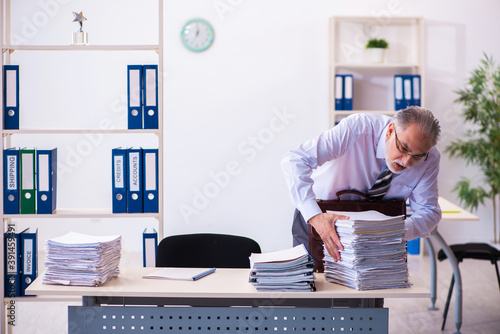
7, 0, 500, 258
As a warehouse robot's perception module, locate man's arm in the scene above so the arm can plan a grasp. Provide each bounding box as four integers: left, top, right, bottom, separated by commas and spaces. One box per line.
281, 122, 353, 260
405, 148, 442, 240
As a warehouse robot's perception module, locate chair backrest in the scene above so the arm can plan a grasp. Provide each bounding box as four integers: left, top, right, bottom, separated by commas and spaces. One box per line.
155, 233, 261, 268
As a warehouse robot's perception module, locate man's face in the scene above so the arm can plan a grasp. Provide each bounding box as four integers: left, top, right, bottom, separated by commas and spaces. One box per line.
385, 122, 433, 174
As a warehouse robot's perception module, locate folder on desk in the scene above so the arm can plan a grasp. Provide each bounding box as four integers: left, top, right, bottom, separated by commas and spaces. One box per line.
143, 148, 158, 213
20, 228, 37, 296
112, 148, 128, 213
4, 227, 27, 297
343, 74, 353, 111
127, 65, 143, 129
334, 75, 343, 110
3, 148, 20, 214
143, 228, 158, 267
394, 75, 404, 110
20, 148, 36, 214
36, 148, 57, 214
143, 65, 158, 129
403, 75, 413, 108
412, 75, 421, 106
3, 65, 19, 130
127, 148, 143, 213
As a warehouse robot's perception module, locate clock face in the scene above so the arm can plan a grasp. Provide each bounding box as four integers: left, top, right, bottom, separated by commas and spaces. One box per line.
181, 19, 214, 52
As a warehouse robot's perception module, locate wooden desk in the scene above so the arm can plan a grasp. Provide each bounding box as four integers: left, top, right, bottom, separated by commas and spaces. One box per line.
423, 197, 479, 333
27, 267, 429, 334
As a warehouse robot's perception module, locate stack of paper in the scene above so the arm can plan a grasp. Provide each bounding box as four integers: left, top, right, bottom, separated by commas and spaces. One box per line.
324, 210, 411, 290
43, 232, 121, 287
249, 244, 315, 292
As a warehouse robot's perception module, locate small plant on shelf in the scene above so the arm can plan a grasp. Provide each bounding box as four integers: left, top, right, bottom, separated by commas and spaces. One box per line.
365, 38, 388, 64
365, 38, 389, 49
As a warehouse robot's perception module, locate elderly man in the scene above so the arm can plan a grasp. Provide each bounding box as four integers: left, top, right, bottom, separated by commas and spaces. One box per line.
282, 106, 442, 261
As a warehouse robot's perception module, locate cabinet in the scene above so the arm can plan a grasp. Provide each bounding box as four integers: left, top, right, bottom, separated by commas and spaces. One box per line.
0, 0, 163, 331
329, 16, 425, 127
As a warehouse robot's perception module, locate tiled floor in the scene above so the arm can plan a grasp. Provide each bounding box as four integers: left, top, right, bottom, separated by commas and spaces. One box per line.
9, 253, 500, 334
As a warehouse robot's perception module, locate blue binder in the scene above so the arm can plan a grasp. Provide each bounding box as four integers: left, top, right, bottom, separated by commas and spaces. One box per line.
334, 74, 343, 110
343, 74, 353, 111
20, 228, 37, 296
142, 228, 158, 267
142, 149, 158, 213
403, 75, 413, 108
3, 148, 20, 214
127, 65, 143, 129
127, 148, 143, 213
36, 148, 57, 214
112, 148, 128, 213
407, 238, 420, 255
394, 75, 404, 110
412, 75, 421, 106
3, 65, 19, 130
143, 65, 158, 129
4, 226, 25, 297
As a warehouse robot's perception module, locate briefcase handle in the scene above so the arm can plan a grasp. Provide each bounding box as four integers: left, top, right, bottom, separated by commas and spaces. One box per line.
334, 189, 372, 201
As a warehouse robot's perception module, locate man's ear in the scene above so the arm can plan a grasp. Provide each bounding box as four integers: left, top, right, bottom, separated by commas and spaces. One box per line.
386, 122, 395, 140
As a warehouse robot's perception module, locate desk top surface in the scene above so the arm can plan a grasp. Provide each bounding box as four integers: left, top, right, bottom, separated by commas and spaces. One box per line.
439, 197, 479, 221
26, 267, 429, 299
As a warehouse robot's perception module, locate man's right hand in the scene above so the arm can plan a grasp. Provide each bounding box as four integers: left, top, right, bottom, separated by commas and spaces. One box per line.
308, 212, 349, 262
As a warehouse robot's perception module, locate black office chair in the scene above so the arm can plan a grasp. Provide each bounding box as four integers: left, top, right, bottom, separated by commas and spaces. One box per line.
437, 242, 500, 330
155, 233, 261, 268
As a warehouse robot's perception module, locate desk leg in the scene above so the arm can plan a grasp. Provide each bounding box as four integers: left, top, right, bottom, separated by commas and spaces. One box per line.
424, 237, 438, 310
431, 230, 462, 334
82, 297, 98, 306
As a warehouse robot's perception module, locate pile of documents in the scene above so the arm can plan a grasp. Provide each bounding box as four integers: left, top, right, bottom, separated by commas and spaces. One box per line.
43, 232, 121, 287
324, 210, 410, 290
249, 244, 315, 291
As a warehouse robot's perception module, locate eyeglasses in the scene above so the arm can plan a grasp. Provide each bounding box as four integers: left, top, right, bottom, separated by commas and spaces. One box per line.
394, 128, 429, 161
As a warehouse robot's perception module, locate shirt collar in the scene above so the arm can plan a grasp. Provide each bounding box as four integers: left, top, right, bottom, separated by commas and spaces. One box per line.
376, 123, 390, 160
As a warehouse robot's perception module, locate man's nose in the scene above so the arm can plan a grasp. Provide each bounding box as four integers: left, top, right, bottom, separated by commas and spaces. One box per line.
401, 154, 412, 166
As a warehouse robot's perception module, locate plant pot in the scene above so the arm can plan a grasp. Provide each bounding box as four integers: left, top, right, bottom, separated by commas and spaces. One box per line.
367, 48, 386, 64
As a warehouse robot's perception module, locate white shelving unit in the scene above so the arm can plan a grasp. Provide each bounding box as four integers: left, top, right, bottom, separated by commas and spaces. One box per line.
329, 16, 425, 127
0, 0, 164, 331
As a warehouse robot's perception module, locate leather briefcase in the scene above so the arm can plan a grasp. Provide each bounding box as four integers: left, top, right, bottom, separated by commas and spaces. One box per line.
308, 190, 406, 272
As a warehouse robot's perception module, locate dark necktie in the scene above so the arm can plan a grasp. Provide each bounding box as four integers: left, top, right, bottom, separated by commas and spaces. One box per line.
367, 167, 393, 200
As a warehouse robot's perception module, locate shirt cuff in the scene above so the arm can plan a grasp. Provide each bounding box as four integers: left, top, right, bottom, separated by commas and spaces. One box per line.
404, 220, 416, 241
298, 200, 323, 223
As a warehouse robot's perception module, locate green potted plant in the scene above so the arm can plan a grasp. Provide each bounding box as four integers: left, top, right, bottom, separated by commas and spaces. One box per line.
445, 53, 500, 244
365, 38, 389, 64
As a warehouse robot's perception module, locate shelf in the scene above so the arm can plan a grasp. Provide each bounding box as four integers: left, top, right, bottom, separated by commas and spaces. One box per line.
2, 45, 160, 52
329, 16, 425, 127
334, 63, 420, 69
2, 129, 160, 135
334, 110, 397, 116
3, 208, 159, 219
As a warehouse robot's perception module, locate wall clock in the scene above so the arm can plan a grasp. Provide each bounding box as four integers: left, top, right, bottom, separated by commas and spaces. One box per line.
180, 18, 215, 52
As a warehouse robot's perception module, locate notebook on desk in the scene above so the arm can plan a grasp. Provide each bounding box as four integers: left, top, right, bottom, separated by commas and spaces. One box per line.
143, 267, 216, 281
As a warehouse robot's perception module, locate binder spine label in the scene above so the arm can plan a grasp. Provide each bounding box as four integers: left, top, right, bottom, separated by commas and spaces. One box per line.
130, 152, 140, 192
144, 153, 156, 191
23, 239, 33, 275
7, 155, 17, 190
114, 156, 124, 188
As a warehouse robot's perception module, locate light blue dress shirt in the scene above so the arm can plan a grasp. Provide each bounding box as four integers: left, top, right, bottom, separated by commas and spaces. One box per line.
281, 113, 441, 240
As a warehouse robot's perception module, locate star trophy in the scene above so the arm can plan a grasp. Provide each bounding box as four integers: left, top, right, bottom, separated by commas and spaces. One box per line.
72, 11, 88, 45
